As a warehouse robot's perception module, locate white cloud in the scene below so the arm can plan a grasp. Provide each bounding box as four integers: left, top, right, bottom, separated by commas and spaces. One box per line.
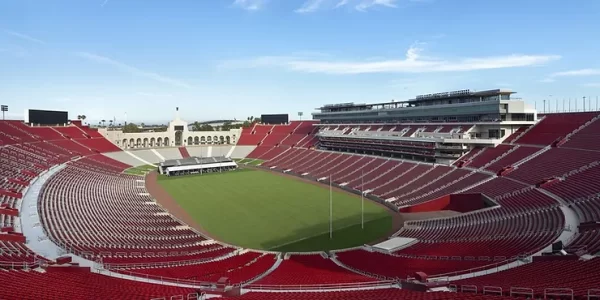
101, 0, 109, 7
582, 82, 600, 88
540, 68, 600, 83
4, 30, 45, 45
551, 69, 600, 77
75, 52, 192, 89
296, 0, 328, 13
335, 0, 350, 8
219, 45, 560, 75
295, 0, 399, 13
356, 0, 397, 11
233, 0, 267, 11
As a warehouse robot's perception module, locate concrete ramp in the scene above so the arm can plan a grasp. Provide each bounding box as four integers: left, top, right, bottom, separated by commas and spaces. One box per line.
230, 145, 256, 158
102, 151, 145, 167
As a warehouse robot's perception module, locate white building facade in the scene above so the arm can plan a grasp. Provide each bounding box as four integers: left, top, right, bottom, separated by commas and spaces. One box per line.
99, 112, 242, 149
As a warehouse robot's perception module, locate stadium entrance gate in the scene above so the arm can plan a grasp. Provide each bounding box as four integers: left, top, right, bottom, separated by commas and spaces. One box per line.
175, 130, 183, 146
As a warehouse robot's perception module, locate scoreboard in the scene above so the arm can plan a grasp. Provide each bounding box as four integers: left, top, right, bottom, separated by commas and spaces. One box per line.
25, 109, 69, 125
261, 114, 289, 125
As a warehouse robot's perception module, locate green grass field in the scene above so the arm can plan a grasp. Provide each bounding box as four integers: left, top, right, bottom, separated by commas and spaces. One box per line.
124, 164, 156, 176
158, 169, 392, 252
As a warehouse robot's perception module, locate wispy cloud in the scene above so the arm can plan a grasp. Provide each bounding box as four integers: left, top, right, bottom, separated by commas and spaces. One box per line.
101, 0, 109, 7
551, 69, 600, 77
219, 45, 560, 75
296, 0, 328, 13
540, 68, 600, 83
355, 0, 397, 11
75, 52, 192, 89
4, 30, 46, 45
581, 82, 600, 88
296, 0, 401, 13
232, 0, 267, 11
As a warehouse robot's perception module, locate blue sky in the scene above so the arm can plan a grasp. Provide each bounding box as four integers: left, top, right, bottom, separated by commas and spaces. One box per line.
1, 0, 599, 124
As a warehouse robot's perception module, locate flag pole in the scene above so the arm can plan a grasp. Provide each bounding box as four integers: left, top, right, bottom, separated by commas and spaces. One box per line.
361, 169, 364, 229
330, 174, 333, 240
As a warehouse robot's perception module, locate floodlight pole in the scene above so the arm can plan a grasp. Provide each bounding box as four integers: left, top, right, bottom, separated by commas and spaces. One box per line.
361, 169, 364, 230
330, 174, 333, 240
1, 105, 7, 120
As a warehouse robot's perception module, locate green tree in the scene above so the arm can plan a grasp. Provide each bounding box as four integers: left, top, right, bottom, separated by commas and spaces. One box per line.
201, 124, 214, 131
123, 123, 141, 133
221, 121, 232, 131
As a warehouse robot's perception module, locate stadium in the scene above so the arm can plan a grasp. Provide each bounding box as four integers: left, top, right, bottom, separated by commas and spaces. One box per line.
1, 88, 599, 300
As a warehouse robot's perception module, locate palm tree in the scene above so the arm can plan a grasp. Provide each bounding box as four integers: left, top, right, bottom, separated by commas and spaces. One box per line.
109, 120, 113, 127
81, 115, 86, 125
101, 119, 106, 127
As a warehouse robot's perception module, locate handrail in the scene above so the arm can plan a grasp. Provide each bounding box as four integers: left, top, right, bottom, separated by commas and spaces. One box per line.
510, 287, 533, 298
427, 255, 529, 280
102, 251, 237, 269
483, 286, 502, 296
107, 268, 218, 286
0, 260, 39, 268
245, 280, 396, 291
545, 288, 573, 300
588, 288, 600, 300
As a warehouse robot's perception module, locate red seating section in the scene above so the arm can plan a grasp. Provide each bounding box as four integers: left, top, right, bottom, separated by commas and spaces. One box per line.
121, 252, 276, 284
222, 289, 514, 300
514, 112, 597, 145
507, 148, 600, 184
0, 267, 194, 300
452, 258, 600, 298
336, 249, 489, 279
4, 111, 600, 298
255, 255, 373, 286
242, 121, 319, 150
563, 115, 600, 149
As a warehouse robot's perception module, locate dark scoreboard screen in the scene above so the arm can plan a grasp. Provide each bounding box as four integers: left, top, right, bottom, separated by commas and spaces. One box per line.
28, 109, 69, 125
261, 114, 289, 125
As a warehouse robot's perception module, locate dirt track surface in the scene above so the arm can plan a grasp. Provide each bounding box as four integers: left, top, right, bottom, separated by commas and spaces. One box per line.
146, 167, 416, 247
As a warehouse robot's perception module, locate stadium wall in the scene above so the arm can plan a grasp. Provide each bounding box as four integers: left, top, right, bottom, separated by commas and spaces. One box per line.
399, 193, 487, 213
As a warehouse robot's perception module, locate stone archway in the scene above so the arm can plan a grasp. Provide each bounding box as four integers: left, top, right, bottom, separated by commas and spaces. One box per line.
164, 137, 170, 146
226, 136, 231, 144
157, 137, 163, 146
187, 136, 193, 146
150, 138, 156, 147
194, 136, 200, 145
